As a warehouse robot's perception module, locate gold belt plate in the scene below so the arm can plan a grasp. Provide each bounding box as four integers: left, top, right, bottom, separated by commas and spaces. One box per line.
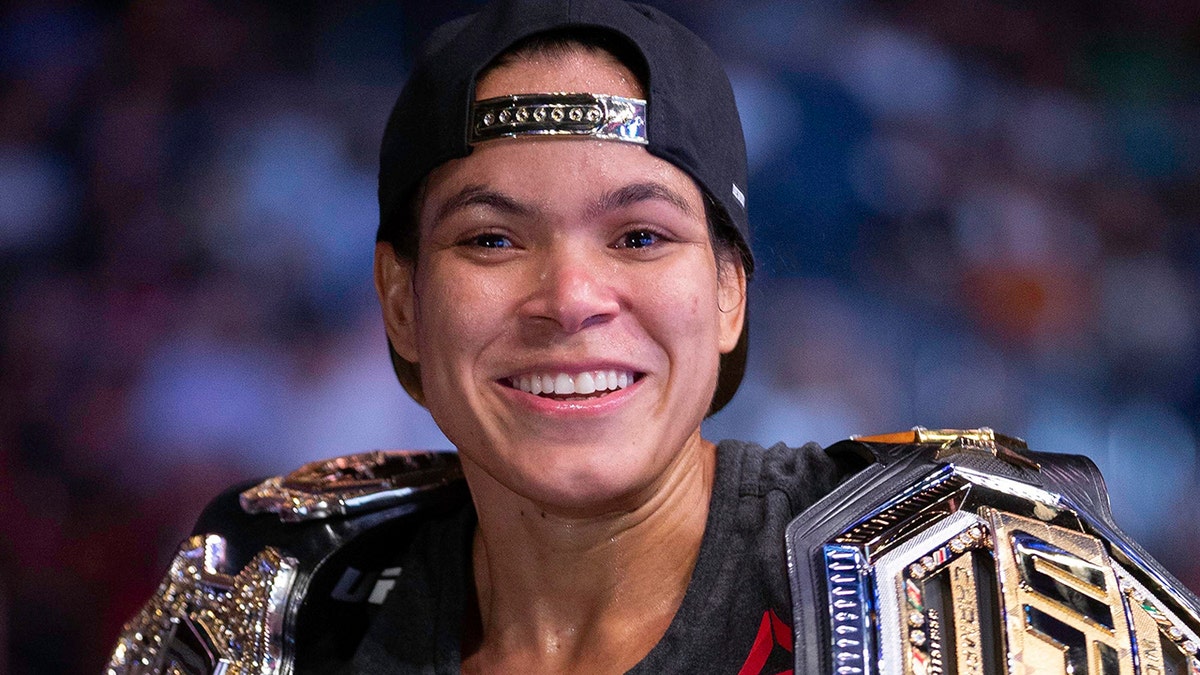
814, 428, 1200, 675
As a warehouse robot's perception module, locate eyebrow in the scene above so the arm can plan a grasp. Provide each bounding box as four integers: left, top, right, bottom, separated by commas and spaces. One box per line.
587, 181, 697, 220
431, 180, 697, 228
432, 184, 536, 226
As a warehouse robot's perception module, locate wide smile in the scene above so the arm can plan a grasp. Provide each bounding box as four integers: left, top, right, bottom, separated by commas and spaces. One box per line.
503, 369, 642, 402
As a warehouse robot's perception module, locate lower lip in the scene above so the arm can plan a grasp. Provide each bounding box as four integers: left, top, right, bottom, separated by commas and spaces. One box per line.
497, 377, 642, 418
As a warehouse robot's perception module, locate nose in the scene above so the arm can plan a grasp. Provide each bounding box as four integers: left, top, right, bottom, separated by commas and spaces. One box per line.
520, 245, 620, 334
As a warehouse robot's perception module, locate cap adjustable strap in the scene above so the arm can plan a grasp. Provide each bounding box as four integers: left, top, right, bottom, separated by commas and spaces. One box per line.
469, 93, 648, 145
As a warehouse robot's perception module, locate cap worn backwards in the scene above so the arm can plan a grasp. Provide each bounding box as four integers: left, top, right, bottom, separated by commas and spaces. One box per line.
377, 0, 753, 414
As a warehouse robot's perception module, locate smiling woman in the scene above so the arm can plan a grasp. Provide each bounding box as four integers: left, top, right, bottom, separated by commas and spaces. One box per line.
104, 2, 862, 674
105, 1, 1200, 673
370, 40, 754, 672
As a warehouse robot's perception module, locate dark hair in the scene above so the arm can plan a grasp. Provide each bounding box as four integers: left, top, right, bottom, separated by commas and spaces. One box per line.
385, 28, 750, 279
482, 27, 650, 92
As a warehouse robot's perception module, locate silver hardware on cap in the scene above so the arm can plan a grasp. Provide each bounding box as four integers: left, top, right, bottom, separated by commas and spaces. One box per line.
470, 93, 648, 145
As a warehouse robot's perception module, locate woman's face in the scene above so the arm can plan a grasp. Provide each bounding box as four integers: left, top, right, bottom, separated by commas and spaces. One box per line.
376, 50, 745, 513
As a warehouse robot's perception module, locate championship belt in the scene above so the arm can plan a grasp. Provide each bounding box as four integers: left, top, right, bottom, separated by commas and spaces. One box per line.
788, 428, 1200, 675
107, 450, 466, 675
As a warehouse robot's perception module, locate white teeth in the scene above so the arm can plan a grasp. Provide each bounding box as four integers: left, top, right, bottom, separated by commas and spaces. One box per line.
554, 373, 573, 395
509, 369, 636, 397
575, 372, 595, 395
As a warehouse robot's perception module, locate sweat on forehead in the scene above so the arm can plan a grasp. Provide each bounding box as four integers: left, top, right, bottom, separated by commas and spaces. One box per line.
421, 179, 700, 244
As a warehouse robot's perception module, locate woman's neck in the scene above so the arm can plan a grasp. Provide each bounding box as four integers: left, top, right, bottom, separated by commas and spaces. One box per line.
460, 435, 718, 674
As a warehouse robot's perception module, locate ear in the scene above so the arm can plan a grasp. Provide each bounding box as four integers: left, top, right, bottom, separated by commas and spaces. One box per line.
716, 259, 747, 354
374, 241, 419, 363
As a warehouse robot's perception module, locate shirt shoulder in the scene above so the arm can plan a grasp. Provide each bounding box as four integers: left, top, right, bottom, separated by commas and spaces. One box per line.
717, 438, 869, 516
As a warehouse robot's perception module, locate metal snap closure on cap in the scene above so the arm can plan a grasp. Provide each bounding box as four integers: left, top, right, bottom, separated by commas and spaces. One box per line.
468, 93, 649, 145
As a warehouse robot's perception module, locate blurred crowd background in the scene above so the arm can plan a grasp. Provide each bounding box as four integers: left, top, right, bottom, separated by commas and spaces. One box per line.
2, 0, 1199, 671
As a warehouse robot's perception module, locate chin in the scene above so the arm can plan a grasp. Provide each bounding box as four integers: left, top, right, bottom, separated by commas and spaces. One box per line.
498, 442, 667, 514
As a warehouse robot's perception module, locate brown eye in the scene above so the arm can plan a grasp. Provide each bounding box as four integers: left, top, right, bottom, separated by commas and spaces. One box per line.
465, 233, 513, 249
617, 229, 660, 249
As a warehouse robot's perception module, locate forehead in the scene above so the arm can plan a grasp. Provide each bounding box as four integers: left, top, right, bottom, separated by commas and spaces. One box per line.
475, 48, 645, 102
415, 48, 699, 223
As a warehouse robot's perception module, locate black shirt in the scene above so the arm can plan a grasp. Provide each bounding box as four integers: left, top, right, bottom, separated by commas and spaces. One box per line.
345, 440, 848, 674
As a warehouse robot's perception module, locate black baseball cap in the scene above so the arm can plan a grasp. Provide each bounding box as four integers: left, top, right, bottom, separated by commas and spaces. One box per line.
378, 0, 753, 414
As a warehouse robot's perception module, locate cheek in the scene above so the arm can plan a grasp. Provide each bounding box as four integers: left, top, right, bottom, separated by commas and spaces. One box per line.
640, 262, 723, 348
413, 268, 511, 382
